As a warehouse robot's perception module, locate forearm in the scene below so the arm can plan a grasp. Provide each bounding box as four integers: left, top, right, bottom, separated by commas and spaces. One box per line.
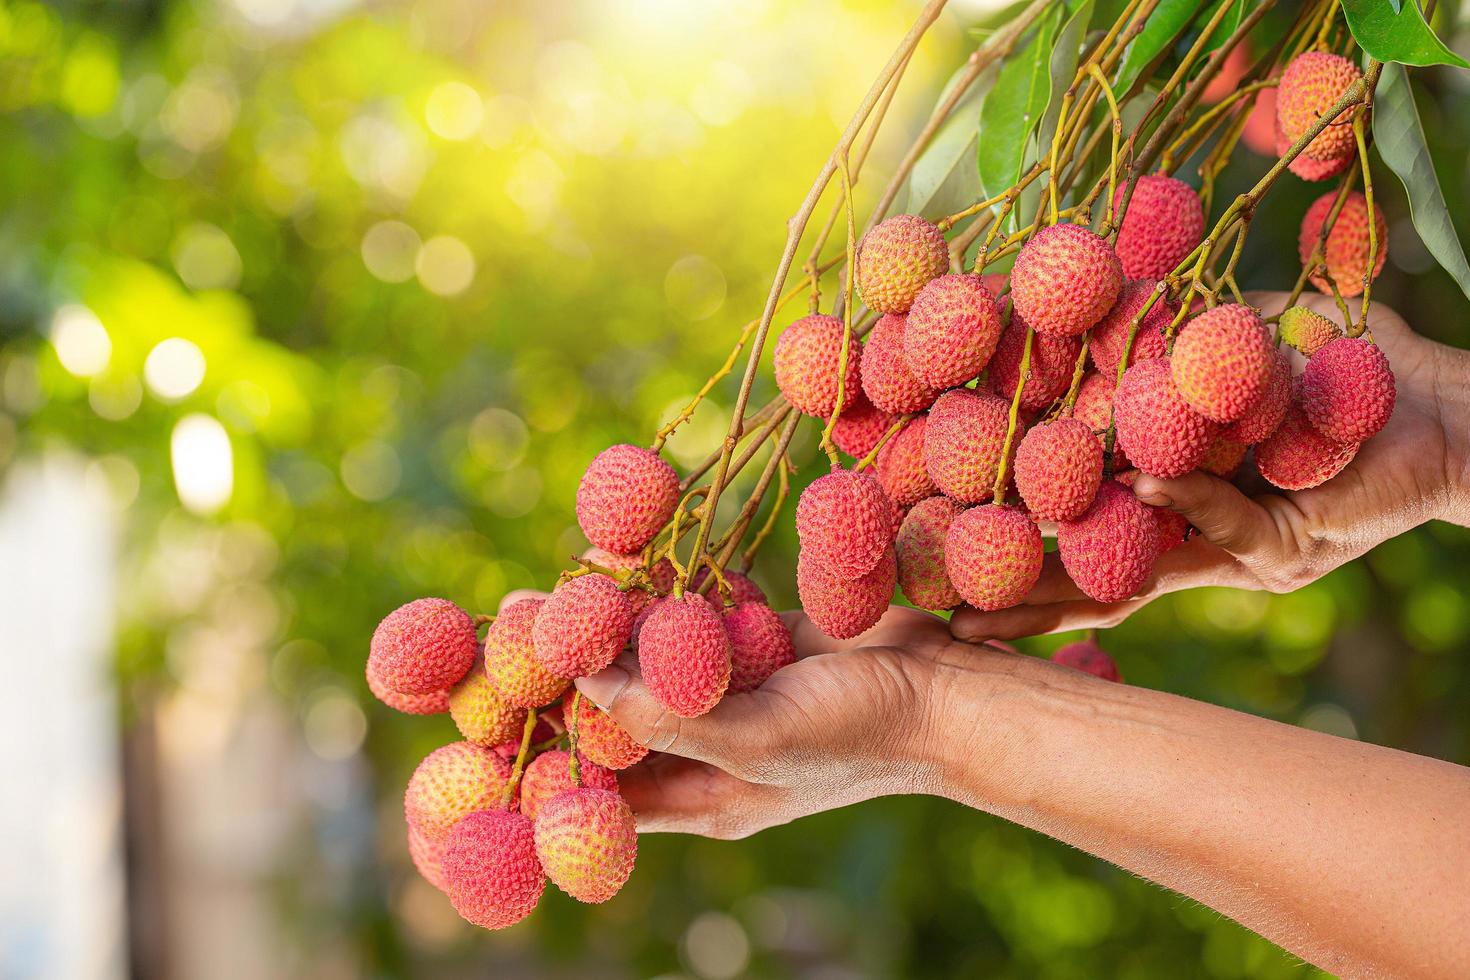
922, 648, 1470, 978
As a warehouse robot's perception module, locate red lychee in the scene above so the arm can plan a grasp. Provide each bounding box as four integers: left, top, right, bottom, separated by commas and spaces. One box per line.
1171, 304, 1275, 423
1277, 305, 1342, 356
861, 313, 938, 414
483, 598, 568, 708
532, 574, 635, 678
895, 496, 963, 611
1277, 52, 1361, 164
1242, 86, 1277, 156
448, 658, 526, 746
902, 273, 1004, 389
794, 469, 894, 578
1222, 347, 1291, 445
534, 787, 638, 904
404, 741, 515, 842
519, 749, 618, 821
637, 594, 732, 718
944, 504, 1044, 611
855, 214, 950, 314
1056, 481, 1157, 602
693, 567, 767, 609
923, 387, 1010, 504
441, 809, 545, 930
1298, 191, 1387, 299
1299, 337, 1395, 443
1072, 371, 1128, 468
1051, 640, 1123, 682
561, 698, 647, 771
797, 544, 896, 639
722, 601, 796, 693
987, 314, 1083, 413
369, 597, 477, 696
408, 824, 448, 891
774, 313, 863, 418
1113, 358, 1219, 478
875, 415, 938, 508
1113, 176, 1204, 280
1116, 469, 1189, 555
582, 549, 675, 615
832, 392, 896, 459
576, 445, 680, 554
366, 658, 449, 715
1089, 279, 1177, 376
1013, 417, 1104, 522
1199, 436, 1248, 478
1277, 127, 1355, 181
1010, 224, 1124, 337
1255, 391, 1359, 490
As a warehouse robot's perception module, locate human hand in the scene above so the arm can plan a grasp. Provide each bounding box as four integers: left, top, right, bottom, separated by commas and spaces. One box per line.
951, 291, 1470, 642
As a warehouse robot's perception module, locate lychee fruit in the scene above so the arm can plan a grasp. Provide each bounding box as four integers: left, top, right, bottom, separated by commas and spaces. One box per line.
988, 314, 1083, 413
492, 717, 558, 763
1222, 348, 1291, 445
534, 787, 638, 904
924, 387, 1011, 504
797, 544, 896, 639
1277, 52, 1361, 165
532, 574, 635, 678
1010, 224, 1124, 337
1199, 436, 1248, 478
832, 392, 896, 459
1051, 640, 1123, 682
855, 214, 949, 314
404, 741, 514, 841
1299, 336, 1395, 442
894, 496, 963, 611
449, 660, 526, 746
794, 469, 894, 577
1277, 129, 1355, 181
636, 594, 732, 718
1171, 304, 1274, 423
1072, 371, 1128, 468
1089, 279, 1177, 376
408, 824, 448, 891
483, 598, 568, 708
875, 415, 938, 507
1298, 191, 1387, 299
1115, 469, 1189, 555
861, 313, 938, 414
582, 549, 675, 614
519, 749, 618, 821
369, 597, 477, 696
576, 444, 680, 554
1242, 85, 1277, 156
774, 313, 863, 418
1114, 358, 1220, 478
944, 504, 1043, 611
693, 567, 767, 609
1112, 176, 1205, 280
1255, 391, 1359, 490
1277, 305, 1342, 356
367, 658, 449, 715
441, 809, 545, 930
1202, 44, 1249, 105
1013, 417, 1104, 521
721, 601, 796, 694
561, 698, 647, 771
1056, 481, 1157, 602
902, 273, 1003, 389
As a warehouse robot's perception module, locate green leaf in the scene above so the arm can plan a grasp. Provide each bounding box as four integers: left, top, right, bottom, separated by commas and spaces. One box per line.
1197, 0, 1247, 56
906, 64, 995, 219
1024, 0, 1094, 223
1115, 0, 1199, 96
977, 4, 1064, 206
1373, 62, 1470, 301
1342, 0, 1469, 68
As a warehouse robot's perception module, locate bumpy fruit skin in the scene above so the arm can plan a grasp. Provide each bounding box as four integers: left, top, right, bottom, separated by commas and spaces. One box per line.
1114, 358, 1219, 478
774, 313, 862, 418
1171, 304, 1274, 423
1072, 372, 1128, 468
895, 496, 963, 611
408, 824, 448, 891
441, 809, 545, 930
483, 599, 568, 708
576, 445, 680, 554
862, 313, 938, 414
562, 698, 647, 770
1115, 469, 1189, 555
1113, 176, 1204, 280
367, 658, 449, 715
924, 387, 1010, 504
1057, 481, 1157, 602
855, 214, 949, 314
944, 505, 1043, 611
582, 550, 675, 615
534, 787, 638, 904
1089, 279, 1177, 376
798, 545, 896, 639
903, 274, 1003, 389
449, 658, 525, 745
404, 741, 514, 841
1010, 224, 1124, 337
832, 392, 896, 459
1300, 337, 1396, 442
1256, 392, 1359, 489
1278, 305, 1342, 356
876, 415, 938, 507
1200, 437, 1249, 478
519, 750, 618, 821
637, 595, 732, 718
1051, 640, 1123, 682
1014, 418, 1104, 521
795, 469, 894, 578
532, 574, 635, 678
1223, 348, 1291, 445
721, 602, 796, 693
1277, 52, 1361, 165
987, 314, 1083, 412
1298, 192, 1387, 299
370, 598, 477, 696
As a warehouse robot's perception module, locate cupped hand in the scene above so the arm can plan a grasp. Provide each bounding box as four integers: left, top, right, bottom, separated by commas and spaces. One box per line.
952, 291, 1470, 643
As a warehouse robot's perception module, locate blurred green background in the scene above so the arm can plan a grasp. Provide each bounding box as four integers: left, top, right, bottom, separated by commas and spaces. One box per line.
2, 0, 1469, 977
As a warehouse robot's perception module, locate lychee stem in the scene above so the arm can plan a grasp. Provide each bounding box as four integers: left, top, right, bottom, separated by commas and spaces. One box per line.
856, 414, 915, 471
1351, 106, 1378, 339
992, 318, 1034, 502
473, 613, 495, 628
713, 412, 802, 565
740, 453, 793, 574
819, 150, 860, 469
502, 709, 541, 810
1086, 64, 1122, 235
566, 692, 584, 788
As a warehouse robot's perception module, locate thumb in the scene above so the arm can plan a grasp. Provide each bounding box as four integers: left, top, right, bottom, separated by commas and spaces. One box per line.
1130, 470, 1274, 557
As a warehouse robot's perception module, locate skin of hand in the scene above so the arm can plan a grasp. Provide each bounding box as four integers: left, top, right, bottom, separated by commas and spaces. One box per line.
576, 607, 1470, 979
951, 291, 1470, 643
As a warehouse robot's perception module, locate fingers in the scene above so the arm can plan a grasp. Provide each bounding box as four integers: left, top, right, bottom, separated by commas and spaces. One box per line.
779, 605, 947, 660
617, 755, 784, 839
1130, 470, 1277, 558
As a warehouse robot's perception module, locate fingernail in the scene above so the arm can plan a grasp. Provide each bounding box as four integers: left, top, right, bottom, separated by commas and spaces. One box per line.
1130, 476, 1172, 507
575, 666, 629, 711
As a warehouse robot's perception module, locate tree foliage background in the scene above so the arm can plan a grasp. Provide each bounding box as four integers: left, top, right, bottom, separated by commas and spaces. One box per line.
2, 0, 1469, 976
